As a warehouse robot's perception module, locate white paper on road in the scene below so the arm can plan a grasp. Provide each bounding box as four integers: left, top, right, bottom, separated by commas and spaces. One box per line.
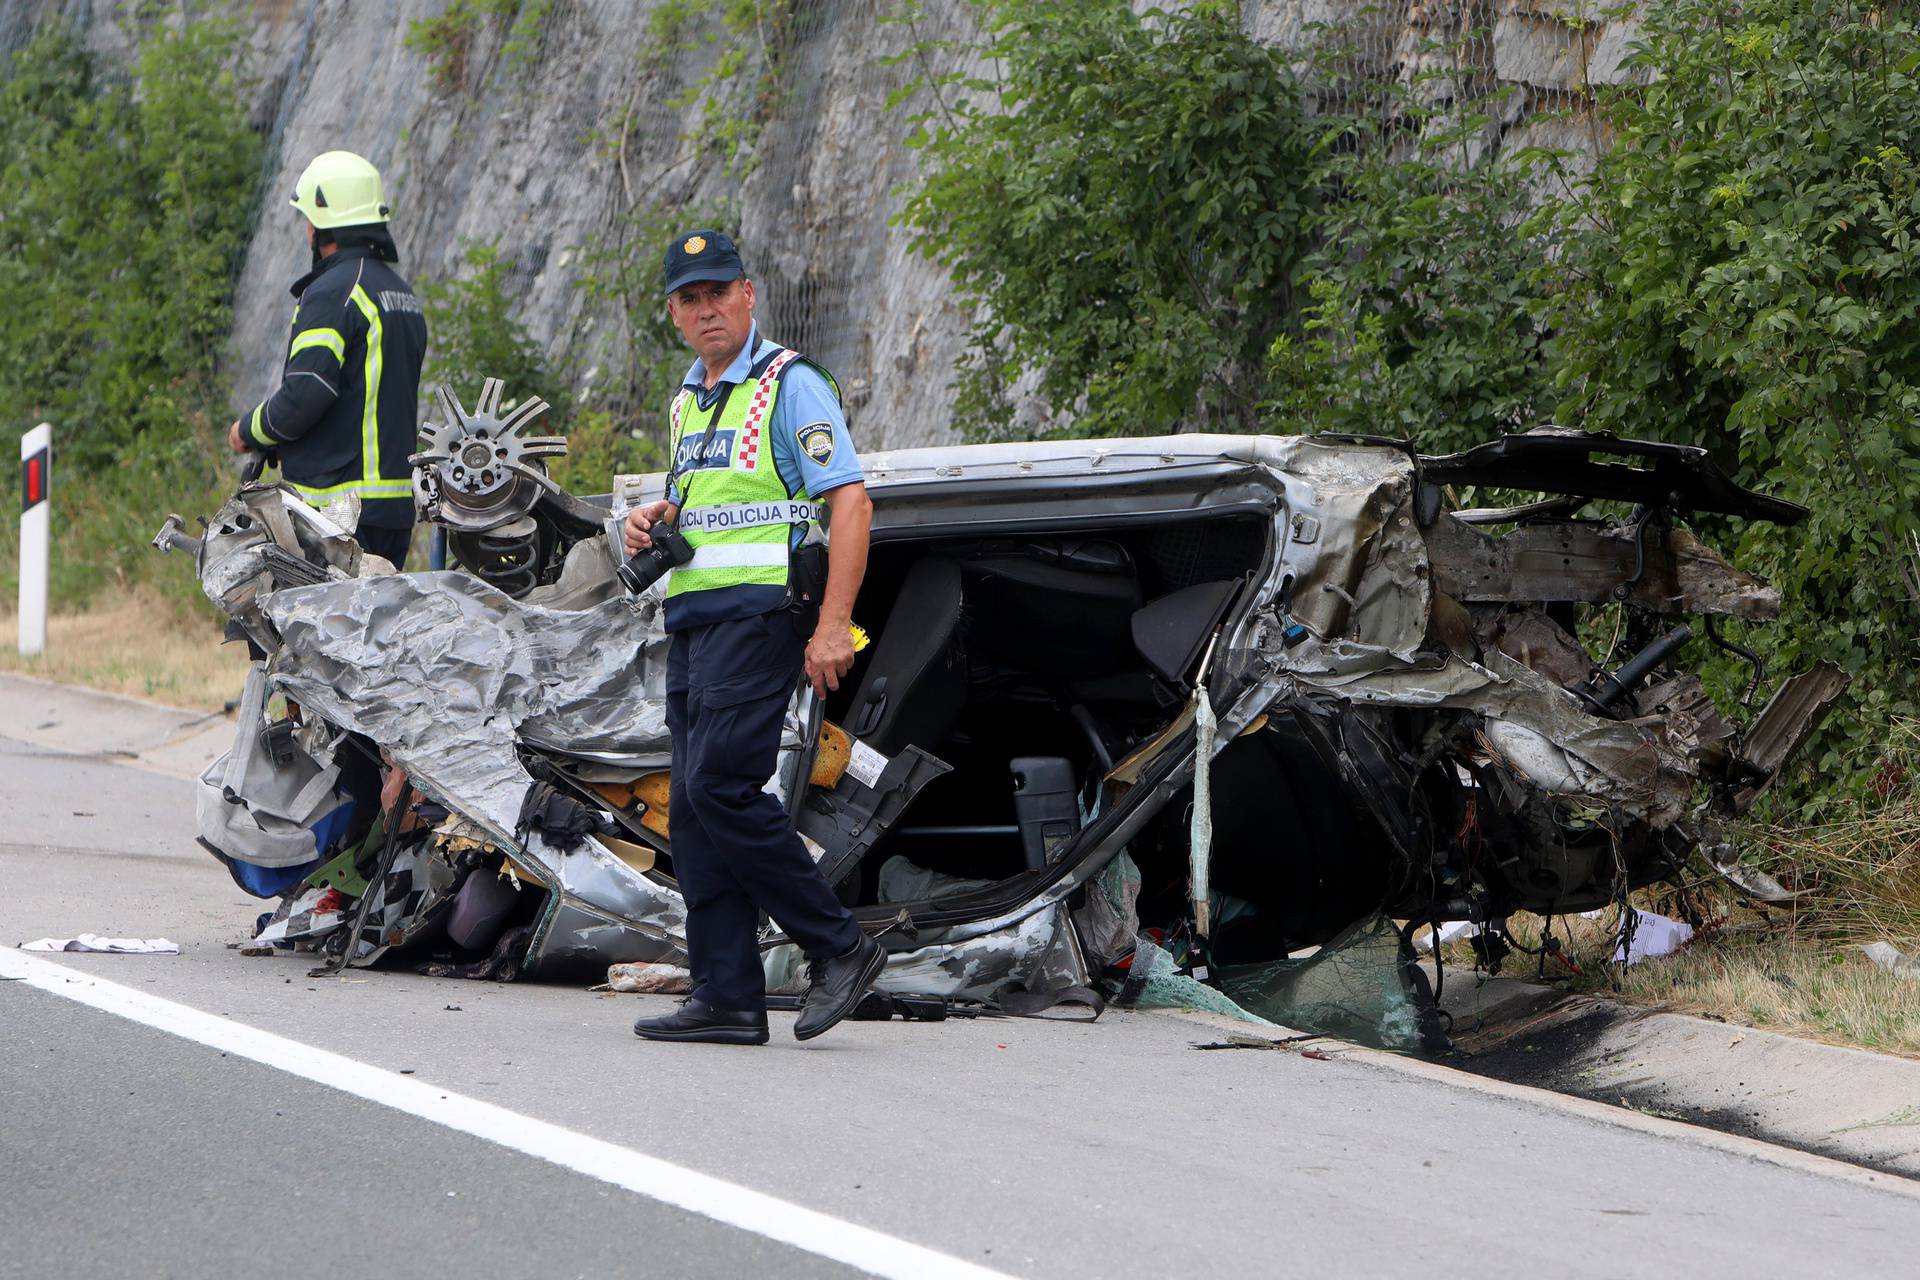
19, 934, 180, 954
1614, 909, 1693, 964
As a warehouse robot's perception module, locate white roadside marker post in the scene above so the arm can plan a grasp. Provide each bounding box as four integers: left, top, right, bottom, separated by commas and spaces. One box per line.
18, 421, 50, 656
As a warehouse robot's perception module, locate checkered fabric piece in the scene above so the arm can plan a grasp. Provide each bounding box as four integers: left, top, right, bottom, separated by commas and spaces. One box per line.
736, 349, 799, 470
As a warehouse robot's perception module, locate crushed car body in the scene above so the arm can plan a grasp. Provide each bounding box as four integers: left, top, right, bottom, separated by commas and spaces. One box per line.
156, 386, 1845, 1032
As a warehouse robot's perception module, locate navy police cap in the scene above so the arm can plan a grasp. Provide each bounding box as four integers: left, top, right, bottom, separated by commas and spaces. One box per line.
663, 229, 746, 296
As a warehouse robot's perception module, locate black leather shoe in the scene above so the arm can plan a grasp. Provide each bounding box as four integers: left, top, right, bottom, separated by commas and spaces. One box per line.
633, 998, 769, 1045
794, 934, 887, 1041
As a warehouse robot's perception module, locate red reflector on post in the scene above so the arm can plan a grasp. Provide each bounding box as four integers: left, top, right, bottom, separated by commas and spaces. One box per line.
20, 446, 49, 512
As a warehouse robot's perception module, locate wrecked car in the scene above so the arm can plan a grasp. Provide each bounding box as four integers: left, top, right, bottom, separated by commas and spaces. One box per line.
154, 377, 1845, 1034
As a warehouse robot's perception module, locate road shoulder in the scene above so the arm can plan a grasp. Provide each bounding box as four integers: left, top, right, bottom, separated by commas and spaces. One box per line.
0, 671, 232, 780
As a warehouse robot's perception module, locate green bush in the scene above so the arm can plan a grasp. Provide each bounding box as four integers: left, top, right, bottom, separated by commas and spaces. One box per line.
419, 241, 572, 420
0, 23, 261, 473
0, 23, 262, 612
644, 0, 797, 171
547, 407, 654, 494
898, 0, 1920, 808
899, 0, 1315, 438
1266, 27, 1555, 452
405, 0, 553, 96
573, 200, 731, 435
419, 236, 671, 488
1542, 0, 1920, 803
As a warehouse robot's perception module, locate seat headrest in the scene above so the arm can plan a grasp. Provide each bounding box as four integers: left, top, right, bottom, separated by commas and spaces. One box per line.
1131, 579, 1242, 687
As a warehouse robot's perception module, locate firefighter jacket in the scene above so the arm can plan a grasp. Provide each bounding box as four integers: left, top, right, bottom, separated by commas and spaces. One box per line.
244, 247, 428, 528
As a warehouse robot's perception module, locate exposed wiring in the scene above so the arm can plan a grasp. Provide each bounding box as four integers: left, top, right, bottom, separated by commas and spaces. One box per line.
1703, 614, 1766, 706
1598, 601, 1627, 670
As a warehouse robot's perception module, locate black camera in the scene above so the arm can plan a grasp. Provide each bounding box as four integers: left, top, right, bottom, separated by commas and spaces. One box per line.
616, 525, 695, 594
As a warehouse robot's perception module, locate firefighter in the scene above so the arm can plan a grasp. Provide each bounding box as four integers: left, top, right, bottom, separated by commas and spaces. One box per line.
228, 150, 428, 568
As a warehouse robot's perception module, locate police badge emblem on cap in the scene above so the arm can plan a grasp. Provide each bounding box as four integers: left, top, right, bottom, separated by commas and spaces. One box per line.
663, 228, 744, 295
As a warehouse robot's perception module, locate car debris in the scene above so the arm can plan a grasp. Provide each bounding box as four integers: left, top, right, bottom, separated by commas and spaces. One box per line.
600, 961, 694, 994
1860, 942, 1920, 981
154, 383, 1846, 1048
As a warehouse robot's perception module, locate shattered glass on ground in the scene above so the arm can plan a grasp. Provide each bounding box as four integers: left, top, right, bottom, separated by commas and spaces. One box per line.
1220, 913, 1430, 1053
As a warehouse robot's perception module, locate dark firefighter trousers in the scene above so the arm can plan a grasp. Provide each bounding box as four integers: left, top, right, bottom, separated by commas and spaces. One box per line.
666, 610, 863, 1012
355, 521, 413, 571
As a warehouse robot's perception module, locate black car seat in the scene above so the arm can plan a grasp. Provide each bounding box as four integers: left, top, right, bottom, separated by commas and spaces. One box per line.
844, 556, 967, 756
960, 538, 1142, 678
1061, 578, 1245, 735
1132, 579, 1243, 689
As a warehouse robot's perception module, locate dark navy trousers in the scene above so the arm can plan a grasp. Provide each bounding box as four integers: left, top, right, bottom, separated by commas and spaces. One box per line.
354, 520, 412, 571
666, 611, 862, 1012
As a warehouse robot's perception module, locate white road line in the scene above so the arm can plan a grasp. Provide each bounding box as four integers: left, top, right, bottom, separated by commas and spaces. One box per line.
1, 949, 1016, 1280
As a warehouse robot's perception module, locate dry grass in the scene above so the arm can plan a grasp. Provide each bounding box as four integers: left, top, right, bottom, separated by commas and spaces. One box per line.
1611, 935, 1920, 1058
0, 589, 248, 711
1425, 902, 1920, 1058
1751, 723, 1920, 952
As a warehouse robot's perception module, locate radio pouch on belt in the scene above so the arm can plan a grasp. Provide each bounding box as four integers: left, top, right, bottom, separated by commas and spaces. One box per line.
787, 540, 828, 630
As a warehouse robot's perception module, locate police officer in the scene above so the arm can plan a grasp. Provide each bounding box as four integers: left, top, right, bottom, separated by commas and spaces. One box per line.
227, 151, 428, 569
626, 230, 884, 1046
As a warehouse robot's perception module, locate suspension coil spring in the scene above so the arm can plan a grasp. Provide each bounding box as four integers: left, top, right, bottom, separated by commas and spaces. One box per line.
448, 524, 547, 599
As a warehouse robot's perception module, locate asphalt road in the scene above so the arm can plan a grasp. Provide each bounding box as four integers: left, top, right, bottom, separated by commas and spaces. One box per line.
2, 985, 851, 1280
6, 729, 1920, 1278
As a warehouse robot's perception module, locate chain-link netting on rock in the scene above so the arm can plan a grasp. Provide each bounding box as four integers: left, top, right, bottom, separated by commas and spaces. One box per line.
214, 0, 1642, 450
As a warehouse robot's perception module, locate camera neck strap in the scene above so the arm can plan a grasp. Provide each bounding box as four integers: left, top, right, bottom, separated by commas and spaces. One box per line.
665, 336, 770, 510
665, 392, 731, 511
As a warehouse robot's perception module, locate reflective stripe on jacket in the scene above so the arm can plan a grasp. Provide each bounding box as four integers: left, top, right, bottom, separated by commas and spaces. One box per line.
244, 248, 428, 528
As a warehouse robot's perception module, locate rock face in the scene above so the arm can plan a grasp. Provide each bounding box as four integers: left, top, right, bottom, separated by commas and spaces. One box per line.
8, 0, 1639, 449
